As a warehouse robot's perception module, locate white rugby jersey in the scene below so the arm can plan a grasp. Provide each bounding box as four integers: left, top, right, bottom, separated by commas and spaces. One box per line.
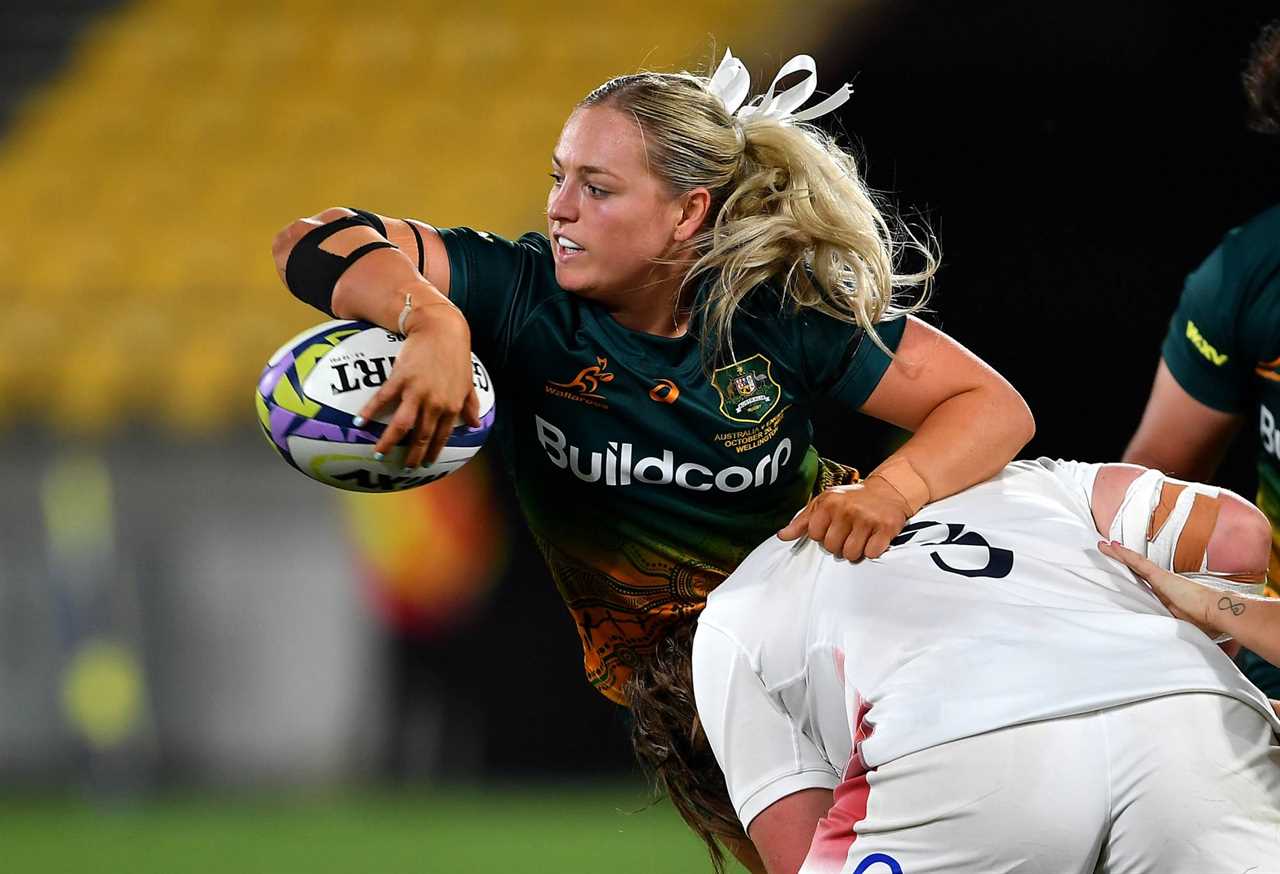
693, 459, 1280, 829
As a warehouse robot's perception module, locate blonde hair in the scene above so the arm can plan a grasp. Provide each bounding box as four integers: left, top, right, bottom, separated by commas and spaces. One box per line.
581, 66, 936, 362
626, 620, 743, 874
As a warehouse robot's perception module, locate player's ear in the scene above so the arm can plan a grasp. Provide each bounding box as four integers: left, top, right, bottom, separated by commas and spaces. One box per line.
672, 188, 711, 243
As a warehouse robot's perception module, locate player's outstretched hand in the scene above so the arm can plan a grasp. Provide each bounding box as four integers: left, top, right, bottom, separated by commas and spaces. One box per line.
1098, 540, 1221, 636
356, 302, 481, 469
778, 478, 910, 561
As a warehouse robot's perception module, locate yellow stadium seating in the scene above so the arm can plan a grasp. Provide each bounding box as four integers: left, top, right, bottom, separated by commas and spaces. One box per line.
0, 0, 777, 434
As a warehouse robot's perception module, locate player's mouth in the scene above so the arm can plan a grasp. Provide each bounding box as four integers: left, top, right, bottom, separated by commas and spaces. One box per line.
554, 234, 586, 261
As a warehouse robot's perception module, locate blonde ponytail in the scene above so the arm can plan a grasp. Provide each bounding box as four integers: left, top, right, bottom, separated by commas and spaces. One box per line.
581, 60, 937, 364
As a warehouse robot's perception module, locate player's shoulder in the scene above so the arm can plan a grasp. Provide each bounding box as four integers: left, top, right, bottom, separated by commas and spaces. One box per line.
1231, 201, 1280, 243
438, 227, 561, 304
926, 458, 1098, 524
1198, 204, 1280, 358
437, 227, 553, 268
1218, 203, 1280, 293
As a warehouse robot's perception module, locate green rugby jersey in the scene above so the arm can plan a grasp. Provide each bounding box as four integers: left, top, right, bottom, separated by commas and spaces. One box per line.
439, 227, 903, 703
1161, 203, 1280, 600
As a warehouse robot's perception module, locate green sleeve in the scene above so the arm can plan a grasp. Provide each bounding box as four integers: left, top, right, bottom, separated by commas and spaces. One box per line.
804, 313, 907, 410
436, 227, 554, 369
1160, 241, 1252, 413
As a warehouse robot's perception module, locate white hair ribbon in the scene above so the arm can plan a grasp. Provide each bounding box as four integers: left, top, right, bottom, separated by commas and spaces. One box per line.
707, 49, 852, 124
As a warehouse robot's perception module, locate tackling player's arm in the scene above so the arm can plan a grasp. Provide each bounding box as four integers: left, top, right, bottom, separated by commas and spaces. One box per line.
781, 317, 1035, 560
746, 790, 834, 874
1124, 241, 1250, 480
693, 625, 841, 874
271, 208, 478, 467
1123, 360, 1244, 480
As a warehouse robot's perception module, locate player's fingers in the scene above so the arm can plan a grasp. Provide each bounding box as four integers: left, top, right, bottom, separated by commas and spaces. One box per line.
805, 505, 834, 543
822, 518, 853, 556
421, 409, 456, 466
778, 503, 812, 540
357, 379, 400, 430
1098, 541, 1158, 578
402, 411, 435, 469
375, 396, 420, 458
863, 526, 894, 559
404, 396, 449, 467
462, 388, 482, 428
841, 523, 872, 562
403, 434, 432, 470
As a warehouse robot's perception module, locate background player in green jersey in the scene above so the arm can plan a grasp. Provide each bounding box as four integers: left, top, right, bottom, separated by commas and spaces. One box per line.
272, 51, 1034, 705
1125, 21, 1280, 697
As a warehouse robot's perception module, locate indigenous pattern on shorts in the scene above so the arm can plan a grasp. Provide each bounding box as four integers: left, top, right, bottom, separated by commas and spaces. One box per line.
439, 227, 897, 703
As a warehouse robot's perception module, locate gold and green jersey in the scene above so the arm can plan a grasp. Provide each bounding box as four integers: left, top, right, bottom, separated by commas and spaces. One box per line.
440, 227, 903, 703
1161, 203, 1280, 603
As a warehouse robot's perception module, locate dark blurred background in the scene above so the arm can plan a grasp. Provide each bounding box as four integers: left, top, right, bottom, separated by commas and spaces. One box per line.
1, 1, 1277, 871
814, 0, 1280, 488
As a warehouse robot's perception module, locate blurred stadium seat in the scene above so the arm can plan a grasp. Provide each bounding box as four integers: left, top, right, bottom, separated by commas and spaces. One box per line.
0, 0, 773, 435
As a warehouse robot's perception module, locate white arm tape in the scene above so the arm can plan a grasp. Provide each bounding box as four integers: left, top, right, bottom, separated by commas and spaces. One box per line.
1107, 470, 1220, 572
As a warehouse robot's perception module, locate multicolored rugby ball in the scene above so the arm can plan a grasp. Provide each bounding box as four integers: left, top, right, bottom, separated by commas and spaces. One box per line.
256, 320, 495, 493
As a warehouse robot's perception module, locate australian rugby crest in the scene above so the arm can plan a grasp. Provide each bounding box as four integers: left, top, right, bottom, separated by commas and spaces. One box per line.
711, 354, 780, 424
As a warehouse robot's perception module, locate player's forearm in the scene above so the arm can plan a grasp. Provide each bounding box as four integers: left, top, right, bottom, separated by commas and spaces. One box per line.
874, 383, 1033, 508
331, 248, 452, 333
723, 836, 769, 874
1205, 594, 1280, 667
1121, 360, 1243, 481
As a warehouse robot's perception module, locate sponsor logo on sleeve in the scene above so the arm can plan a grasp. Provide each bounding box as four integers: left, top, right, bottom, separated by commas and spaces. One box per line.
1185, 319, 1228, 365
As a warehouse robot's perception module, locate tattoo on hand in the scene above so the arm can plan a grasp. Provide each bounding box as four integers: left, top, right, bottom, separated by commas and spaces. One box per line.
1217, 596, 1246, 616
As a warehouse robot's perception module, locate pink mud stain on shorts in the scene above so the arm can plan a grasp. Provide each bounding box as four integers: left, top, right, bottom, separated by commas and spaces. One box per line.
803, 649, 876, 873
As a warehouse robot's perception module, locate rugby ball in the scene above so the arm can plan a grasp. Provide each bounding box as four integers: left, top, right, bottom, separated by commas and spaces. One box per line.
255, 320, 495, 492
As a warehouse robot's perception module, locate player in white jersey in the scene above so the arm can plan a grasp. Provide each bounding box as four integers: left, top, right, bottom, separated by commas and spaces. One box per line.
627, 459, 1280, 874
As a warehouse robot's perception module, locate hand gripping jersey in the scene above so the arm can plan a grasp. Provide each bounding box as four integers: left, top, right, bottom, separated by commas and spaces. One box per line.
438, 228, 903, 703
693, 459, 1280, 829
1161, 203, 1280, 596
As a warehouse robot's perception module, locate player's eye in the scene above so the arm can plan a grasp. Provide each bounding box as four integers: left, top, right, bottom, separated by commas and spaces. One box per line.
585, 184, 609, 198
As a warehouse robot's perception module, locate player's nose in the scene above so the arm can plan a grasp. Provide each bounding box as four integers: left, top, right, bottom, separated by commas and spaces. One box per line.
547, 183, 578, 223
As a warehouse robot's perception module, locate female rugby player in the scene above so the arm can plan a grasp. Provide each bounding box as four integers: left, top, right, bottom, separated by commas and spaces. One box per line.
632, 460, 1280, 874
270, 50, 1034, 705
1124, 19, 1280, 697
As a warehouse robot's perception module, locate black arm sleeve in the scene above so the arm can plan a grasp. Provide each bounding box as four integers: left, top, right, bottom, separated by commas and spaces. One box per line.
283, 210, 397, 316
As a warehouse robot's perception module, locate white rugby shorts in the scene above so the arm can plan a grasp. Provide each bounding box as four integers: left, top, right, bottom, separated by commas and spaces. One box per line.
801, 692, 1280, 874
